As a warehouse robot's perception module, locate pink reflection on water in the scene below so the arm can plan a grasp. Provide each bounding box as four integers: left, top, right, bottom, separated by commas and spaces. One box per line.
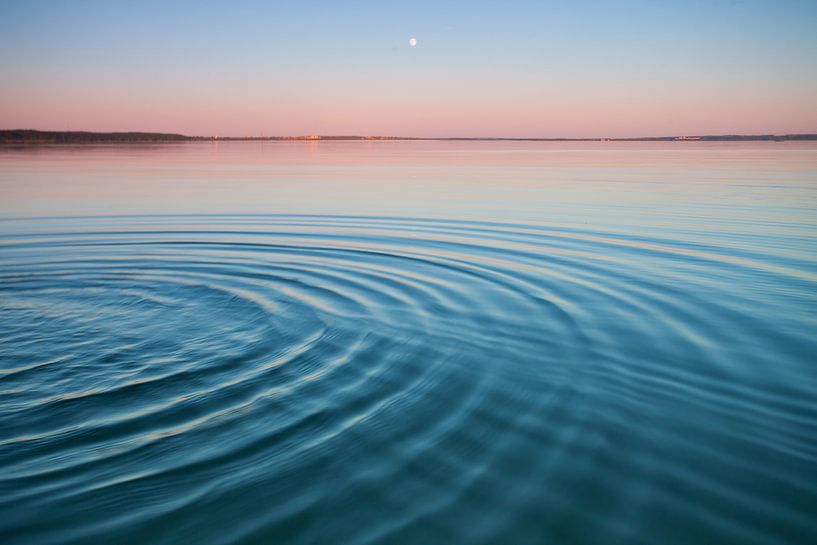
1, 141, 816, 237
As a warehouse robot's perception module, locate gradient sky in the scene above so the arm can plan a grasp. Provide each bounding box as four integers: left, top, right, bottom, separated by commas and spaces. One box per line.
1, 0, 816, 137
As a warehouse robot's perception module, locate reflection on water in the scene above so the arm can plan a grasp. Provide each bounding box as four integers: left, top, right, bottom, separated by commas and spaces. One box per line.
1, 142, 816, 545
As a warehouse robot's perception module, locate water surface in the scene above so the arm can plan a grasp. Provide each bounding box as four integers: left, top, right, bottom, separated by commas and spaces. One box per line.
1, 141, 816, 544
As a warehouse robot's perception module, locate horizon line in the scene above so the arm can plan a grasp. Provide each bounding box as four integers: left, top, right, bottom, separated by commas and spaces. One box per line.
2, 129, 817, 143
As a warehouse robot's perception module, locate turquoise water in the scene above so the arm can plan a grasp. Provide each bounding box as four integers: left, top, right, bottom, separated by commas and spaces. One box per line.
1, 142, 816, 544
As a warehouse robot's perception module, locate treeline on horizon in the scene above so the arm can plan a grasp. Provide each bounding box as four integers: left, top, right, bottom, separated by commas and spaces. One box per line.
0, 130, 409, 143
1, 129, 816, 144
0, 130, 198, 143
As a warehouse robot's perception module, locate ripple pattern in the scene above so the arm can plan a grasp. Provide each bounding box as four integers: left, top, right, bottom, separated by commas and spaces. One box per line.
1, 215, 816, 545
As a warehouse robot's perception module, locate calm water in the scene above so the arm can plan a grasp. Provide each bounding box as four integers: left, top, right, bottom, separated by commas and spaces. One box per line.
1, 141, 816, 545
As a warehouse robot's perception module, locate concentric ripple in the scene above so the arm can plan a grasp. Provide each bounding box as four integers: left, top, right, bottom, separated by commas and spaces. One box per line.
1, 214, 816, 545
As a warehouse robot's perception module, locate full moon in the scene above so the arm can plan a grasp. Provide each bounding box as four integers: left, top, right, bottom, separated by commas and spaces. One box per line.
409, 38, 417, 47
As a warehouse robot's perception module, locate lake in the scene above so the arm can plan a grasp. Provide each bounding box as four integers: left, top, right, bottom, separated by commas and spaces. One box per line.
1, 141, 816, 544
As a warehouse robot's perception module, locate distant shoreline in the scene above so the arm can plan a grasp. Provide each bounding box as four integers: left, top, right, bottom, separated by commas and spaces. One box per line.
2, 129, 816, 144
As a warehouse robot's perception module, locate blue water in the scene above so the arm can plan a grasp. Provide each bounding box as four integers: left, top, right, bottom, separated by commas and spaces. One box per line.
1, 142, 816, 544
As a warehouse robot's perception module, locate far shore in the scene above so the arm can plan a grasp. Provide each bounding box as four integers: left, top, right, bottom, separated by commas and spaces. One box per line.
2, 129, 816, 144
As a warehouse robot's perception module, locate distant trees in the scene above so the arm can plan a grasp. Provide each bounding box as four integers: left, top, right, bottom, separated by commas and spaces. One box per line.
0, 130, 198, 144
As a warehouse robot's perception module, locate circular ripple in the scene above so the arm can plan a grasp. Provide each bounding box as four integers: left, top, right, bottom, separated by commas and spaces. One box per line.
0, 215, 815, 545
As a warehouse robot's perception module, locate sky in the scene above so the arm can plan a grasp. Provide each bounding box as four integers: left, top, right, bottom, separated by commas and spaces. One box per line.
1, 0, 816, 138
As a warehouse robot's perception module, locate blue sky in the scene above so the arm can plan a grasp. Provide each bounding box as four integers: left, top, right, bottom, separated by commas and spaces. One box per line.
2, 0, 816, 136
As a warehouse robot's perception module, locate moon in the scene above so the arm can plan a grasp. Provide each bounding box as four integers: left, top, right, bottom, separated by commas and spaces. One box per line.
409, 37, 417, 47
